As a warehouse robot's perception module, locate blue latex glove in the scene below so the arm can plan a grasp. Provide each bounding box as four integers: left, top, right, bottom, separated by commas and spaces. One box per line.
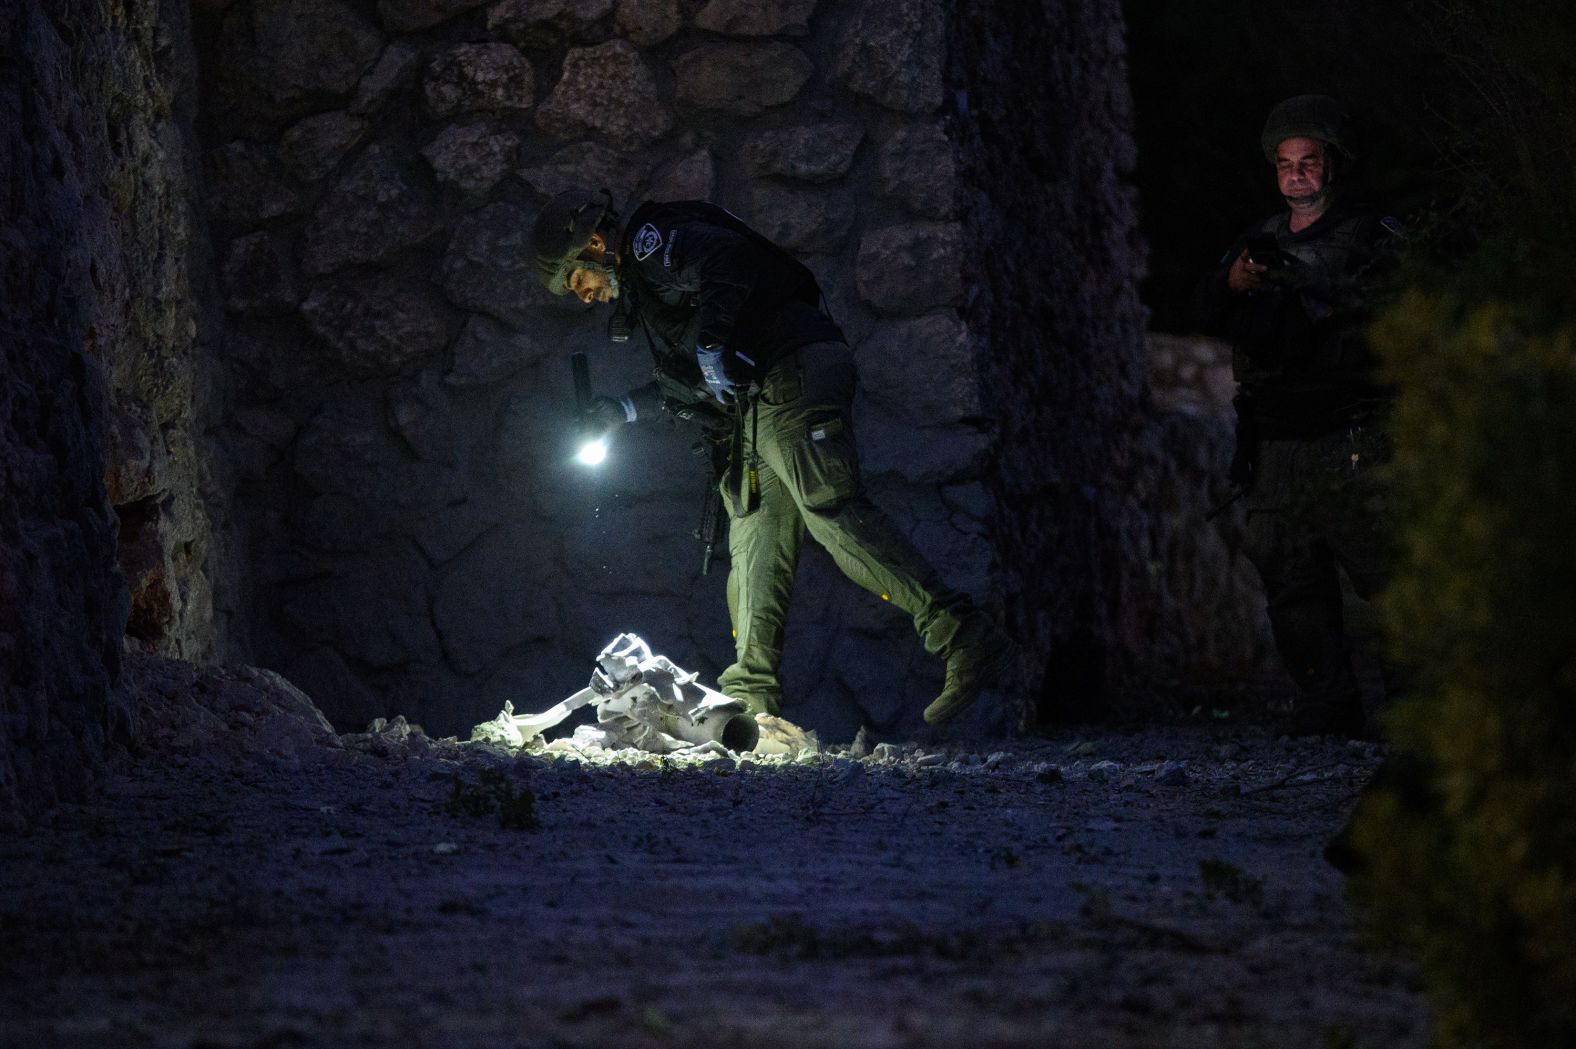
695, 344, 756, 404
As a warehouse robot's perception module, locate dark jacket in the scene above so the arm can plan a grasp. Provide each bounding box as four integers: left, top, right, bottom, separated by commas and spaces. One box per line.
1196, 202, 1401, 438
610, 201, 844, 399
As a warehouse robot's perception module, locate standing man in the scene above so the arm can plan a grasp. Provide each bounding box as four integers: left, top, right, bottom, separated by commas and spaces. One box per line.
531, 190, 1014, 726
1196, 95, 1404, 736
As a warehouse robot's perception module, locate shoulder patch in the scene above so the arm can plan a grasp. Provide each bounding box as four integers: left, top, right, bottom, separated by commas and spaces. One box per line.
632, 223, 663, 261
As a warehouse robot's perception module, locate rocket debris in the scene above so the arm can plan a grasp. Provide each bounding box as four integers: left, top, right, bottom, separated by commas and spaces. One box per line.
473, 634, 815, 757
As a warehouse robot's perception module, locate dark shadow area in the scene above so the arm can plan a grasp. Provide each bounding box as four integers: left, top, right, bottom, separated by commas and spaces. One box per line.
1125, 2, 1439, 331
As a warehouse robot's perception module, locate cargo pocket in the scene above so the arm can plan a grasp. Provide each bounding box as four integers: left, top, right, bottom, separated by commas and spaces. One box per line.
759, 359, 802, 406
791, 413, 859, 511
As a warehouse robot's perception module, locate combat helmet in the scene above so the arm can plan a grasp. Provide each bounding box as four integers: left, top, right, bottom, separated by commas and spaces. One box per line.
1261, 95, 1354, 162
532, 188, 616, 295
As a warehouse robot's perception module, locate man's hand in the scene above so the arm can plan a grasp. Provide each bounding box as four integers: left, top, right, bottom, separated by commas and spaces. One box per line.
1227, 248, 1268, 293
695, 344, 756, 404
587, 395, 635, 428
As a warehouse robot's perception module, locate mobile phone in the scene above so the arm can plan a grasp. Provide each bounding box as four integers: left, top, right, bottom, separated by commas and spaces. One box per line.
1245, 233, 1285, 269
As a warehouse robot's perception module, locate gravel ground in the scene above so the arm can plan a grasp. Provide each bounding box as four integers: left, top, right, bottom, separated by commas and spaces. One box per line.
0, 720, 1429, 1049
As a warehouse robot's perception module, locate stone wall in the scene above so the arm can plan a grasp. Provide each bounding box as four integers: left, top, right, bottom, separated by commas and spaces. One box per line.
2, 0, 215, 824
1142, 334, 1280, 700
195, 0, 993, 739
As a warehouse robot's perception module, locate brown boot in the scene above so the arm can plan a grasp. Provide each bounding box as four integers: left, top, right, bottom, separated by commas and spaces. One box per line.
923, 634, 1017, 725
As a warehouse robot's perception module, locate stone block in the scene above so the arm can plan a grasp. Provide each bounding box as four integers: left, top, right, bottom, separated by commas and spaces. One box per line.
421, 121, 521, 194
673, 42, 813, 115
488, 0, 615, 47
408, 499, 502, 564
386, 371, 459, 464
647, 148, 715, 202
694, 0, 815, 36
422, 43, 534, 119
215, 0, 383, 120
832, 0, 943, 114
222, 231, 302, 317
278, 546, 441, 669
378, 0, 489, 32
291, 392, 467, 511
280, 111, 370, 182
742, 122, 862, 183
301, 276, 451, 377
856, 404, 989, 484
301, 146, 438, 274
855, 222, 963, 315
291, 493, 383, 553
232, 407, 299, 450
940, 480, 994, 525
909, 514, 993, 598
616, 0, 682, 46
204, 142, 301, 227
537, 41, 671, 144
747, 183, 853, 254
558, 495, 700, 597
351, 41, 422, 115
855, 314, 981, 425
446, 314, 536, 387
434, 526, 562, 675
878, 123, 954, 217
518, 141, 644, 203
293, 398, 402, 499
441, 202, 570, 324
495, 391, 571, 485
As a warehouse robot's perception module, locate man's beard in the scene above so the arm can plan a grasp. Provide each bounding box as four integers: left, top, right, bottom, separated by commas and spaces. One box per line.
1284, 186, 1329, 210
598, 262, 621, 300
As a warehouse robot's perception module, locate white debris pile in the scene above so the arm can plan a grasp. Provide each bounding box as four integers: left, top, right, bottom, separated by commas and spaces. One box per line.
471, 634, 820, 761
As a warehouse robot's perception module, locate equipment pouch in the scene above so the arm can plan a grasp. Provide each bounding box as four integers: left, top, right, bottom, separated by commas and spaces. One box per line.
790, 413, 858, 512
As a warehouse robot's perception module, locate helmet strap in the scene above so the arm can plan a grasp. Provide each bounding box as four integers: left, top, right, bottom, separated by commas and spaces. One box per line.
598, 259, 621, 299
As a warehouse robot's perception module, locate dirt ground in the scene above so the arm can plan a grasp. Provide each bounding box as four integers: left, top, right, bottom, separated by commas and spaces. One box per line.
0, 722, 1429, 1049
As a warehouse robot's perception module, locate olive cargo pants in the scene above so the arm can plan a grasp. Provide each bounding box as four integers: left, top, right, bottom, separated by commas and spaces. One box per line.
716, 342, 983, 714
1241, 425, 1398, 717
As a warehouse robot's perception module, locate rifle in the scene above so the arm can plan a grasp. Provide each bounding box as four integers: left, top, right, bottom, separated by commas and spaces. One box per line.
693, 463, 726, 576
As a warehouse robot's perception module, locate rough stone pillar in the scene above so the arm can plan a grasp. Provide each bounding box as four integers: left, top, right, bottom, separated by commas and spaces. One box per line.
2, 2, 128, 823
951, 0, 1158, 722
1, 0, 216, 825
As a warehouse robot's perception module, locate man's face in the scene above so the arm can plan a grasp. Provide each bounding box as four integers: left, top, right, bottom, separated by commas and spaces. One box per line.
1274, 136, 1329, 212
567, 264, 615, 305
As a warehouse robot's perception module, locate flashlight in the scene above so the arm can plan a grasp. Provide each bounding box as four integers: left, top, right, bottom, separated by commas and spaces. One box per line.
571, 352, 609, 467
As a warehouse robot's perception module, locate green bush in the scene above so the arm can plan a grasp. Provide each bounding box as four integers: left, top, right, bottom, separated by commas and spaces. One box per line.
1351, 292, 1576, 1048
1335, 2, 1576, 1043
